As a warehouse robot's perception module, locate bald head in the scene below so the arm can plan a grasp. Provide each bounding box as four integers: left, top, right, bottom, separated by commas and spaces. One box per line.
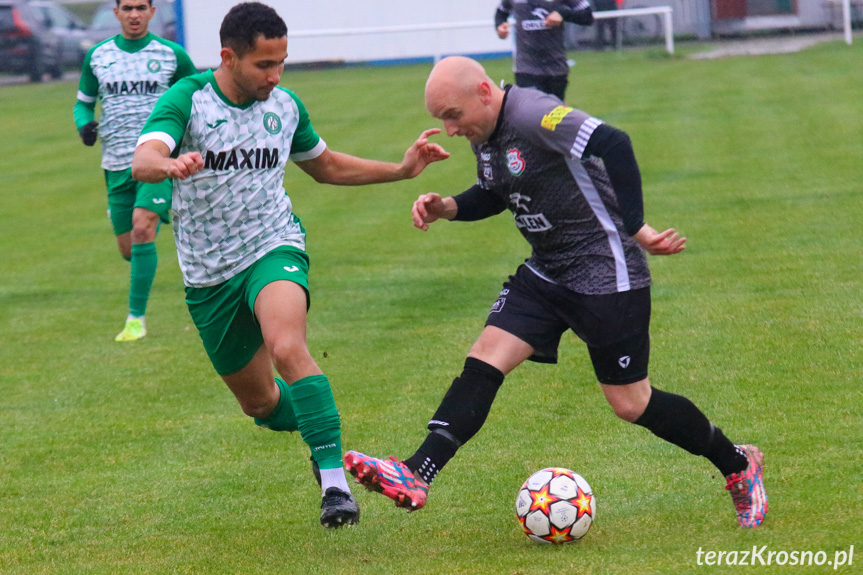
425, 57, 505, 144
426, 56, 490, 99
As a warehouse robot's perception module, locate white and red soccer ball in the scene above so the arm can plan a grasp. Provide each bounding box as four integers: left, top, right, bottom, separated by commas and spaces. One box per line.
515, 467, 596, 544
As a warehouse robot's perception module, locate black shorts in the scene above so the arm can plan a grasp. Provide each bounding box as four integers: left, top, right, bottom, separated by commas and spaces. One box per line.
514, 73, 568, 101
484, 265, 651, 385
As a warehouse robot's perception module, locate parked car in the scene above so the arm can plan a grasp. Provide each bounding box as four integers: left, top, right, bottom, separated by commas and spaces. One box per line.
86, 0, 177, 45
28, 0, 91, 67
0, 0, 63, 81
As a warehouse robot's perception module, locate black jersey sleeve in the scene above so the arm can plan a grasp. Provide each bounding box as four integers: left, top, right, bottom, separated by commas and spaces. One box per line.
559, 0, 594, 26
452, 184, 508, 221
494, 1, 511, 28
582, 123, 645, 235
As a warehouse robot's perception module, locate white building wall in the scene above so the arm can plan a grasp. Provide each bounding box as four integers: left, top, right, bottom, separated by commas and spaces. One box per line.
178, 0, 508, 70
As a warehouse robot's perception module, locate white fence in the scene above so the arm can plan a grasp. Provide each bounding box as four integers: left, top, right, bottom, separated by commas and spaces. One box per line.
593, 6, 675, 52
169, 0, 854, 68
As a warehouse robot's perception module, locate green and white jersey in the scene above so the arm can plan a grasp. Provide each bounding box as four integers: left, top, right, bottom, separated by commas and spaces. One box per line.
75, 33, 196, 170
137, 70, 326, 288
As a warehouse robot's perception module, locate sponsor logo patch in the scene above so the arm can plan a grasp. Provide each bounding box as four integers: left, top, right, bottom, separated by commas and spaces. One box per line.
541, 105, 574, 131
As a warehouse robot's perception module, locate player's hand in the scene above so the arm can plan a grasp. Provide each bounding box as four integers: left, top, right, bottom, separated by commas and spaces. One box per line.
496, 22, 510, 39
412, 192, 456, 231
545, 11, 564, 28
167, 152, 204, 180
401, 129, 450, 179
633, 224, 686, 256
79, 121, 99, 146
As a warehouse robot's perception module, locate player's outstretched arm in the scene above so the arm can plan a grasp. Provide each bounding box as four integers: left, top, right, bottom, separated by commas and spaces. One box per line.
633, 223, 687, 256
401, 128, 450, 179
132, 140, 203, 183
412, 193, 457, 231
296, 129, 448, 186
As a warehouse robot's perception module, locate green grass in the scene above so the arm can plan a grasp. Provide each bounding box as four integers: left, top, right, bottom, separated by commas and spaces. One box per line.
1, 41, 862, 574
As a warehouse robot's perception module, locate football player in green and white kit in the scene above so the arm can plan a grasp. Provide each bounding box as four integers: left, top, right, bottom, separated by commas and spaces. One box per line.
74, 0, 196, 341
131, 2, 449, 528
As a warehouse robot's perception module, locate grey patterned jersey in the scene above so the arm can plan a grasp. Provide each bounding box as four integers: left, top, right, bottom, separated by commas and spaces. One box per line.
138, 70, 325, 287
472, 86, 651, 295
497, 0, 592, 76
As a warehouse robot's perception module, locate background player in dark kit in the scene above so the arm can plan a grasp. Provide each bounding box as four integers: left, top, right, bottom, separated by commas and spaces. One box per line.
495, 0, 594, 100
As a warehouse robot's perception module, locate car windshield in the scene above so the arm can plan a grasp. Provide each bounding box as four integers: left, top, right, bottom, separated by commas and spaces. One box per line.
90, 5, 117, 29
0, 7, 15, 32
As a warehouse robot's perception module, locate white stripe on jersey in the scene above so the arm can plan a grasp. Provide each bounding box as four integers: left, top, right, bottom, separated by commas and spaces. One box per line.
566, 157, 631, 292
289, 137, 327, 162
574, 0, 591, 10
571, 116, 602, 159
76, 90, 97, 103
137, 131, 176, 153
526, 263, 558, 285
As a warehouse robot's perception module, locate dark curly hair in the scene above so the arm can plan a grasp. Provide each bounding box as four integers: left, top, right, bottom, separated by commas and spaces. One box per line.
220, 2, 287, 57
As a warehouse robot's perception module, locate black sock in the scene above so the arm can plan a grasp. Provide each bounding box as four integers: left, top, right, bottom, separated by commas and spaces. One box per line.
404, 429, 460, 485
633, 387, 748, 477
404, 357, 504, 484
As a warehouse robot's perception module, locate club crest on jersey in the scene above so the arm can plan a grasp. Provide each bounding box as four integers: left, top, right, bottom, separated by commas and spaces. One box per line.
490, 297, 506, 313
507, 148, 525, 176
541, 105, 574, 131
146, 59, 161, 73
263, 112, 282, 134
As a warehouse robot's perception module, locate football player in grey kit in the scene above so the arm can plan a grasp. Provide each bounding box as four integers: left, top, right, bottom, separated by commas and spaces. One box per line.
345, 57, 768, 529
495, 0, 594, 100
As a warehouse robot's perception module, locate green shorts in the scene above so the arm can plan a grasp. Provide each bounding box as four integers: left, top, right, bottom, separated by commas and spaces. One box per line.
185, 246, 311, 376
104, 168, 172, 236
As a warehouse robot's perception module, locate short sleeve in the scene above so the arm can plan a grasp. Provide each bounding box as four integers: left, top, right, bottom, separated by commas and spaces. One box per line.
171, 46, 198, 83
76, 49, 98, 101
282, 89, 321, 157
137, 78, 197, 154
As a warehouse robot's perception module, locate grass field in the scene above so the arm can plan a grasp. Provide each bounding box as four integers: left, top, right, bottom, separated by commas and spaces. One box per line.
1, 40, 861, 574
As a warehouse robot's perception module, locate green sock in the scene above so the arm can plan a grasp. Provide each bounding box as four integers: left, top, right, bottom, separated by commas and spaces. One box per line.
254, 378, 298, 432
129, 242, 157, 317
287, 374, 343, 469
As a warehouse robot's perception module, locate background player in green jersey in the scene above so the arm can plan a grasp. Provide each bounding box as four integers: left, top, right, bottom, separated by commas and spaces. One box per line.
131, 2, 449, 527
74, 0, 196, 342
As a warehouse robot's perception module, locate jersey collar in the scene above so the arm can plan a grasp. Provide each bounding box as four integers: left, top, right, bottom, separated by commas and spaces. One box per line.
488, 84, 512, 143
114, 32, 154, 53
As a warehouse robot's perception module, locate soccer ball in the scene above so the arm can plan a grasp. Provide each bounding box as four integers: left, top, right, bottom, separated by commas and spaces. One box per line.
515, 467, 596, 544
